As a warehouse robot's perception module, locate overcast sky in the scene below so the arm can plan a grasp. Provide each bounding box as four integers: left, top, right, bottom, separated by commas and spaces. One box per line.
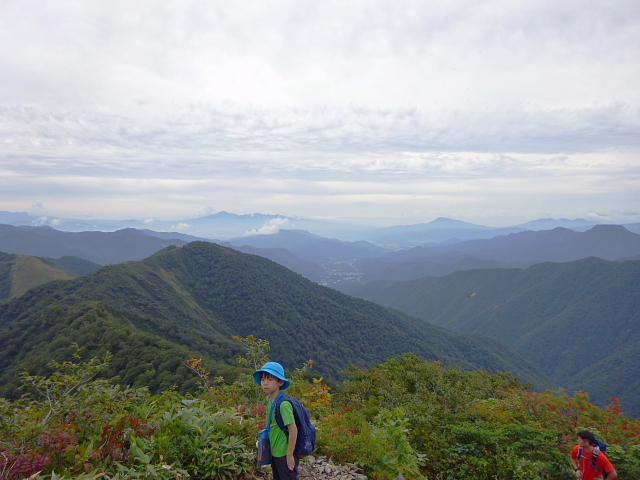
1, 0, 639, 228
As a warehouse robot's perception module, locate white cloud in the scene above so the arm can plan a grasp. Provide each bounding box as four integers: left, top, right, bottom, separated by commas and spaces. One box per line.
244, 218, 291, 236
170, 222, 191, 233
29, 201, 48, 215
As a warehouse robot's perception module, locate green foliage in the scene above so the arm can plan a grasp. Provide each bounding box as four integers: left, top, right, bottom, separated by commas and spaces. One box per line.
350, 257, 640, 416
320, 407, 425, 480
318, 354, 640, 480
134, 400, 255, 479
2, 338, 639, 480
19, 346, 114, 426
232, 335, 271, 371
0, 300, 241, 400
1, 350, 259, 480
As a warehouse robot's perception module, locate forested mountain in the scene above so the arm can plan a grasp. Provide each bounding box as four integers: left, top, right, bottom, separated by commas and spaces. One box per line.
0, 252, 75, 301
227, 243, 325, 282
0, 241, 548, 399
40, 255, 103, 276
348, 257, 640, 416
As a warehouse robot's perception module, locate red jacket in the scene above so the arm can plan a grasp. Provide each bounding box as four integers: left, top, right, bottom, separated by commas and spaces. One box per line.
570, 445, 615, 480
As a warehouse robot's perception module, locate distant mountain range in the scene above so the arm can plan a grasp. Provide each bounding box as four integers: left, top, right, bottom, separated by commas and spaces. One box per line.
0, 224, 190, 265
3, 221, 640, 290
0, 211, 371, 242
227, 229, 386, 262
3, 209, 639, 245
347, 257, 640, 416
0, 242, 547, 398
344, 225, 640, 287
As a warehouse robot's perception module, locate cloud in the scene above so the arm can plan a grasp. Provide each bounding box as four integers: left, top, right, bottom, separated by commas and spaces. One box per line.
2, 103, 638, 161
2, 1, 638, 111
170, 222, 191, 233
0, 1, 638, 227
29, 201, 47, 215
244, 218, 291, 236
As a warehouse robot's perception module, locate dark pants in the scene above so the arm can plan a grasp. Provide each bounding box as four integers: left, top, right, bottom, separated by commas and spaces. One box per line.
271, 454, 299, 480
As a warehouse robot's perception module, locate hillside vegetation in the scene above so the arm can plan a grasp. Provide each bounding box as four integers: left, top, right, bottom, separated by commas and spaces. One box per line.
0, 241, 547, 399
348, 257, 640, 416
1, 346, 638, 480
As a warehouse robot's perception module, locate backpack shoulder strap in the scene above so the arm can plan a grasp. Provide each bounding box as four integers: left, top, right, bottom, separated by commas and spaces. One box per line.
266, 392, 284, 431
591, 446, 600, 473
274, 394, 292, 434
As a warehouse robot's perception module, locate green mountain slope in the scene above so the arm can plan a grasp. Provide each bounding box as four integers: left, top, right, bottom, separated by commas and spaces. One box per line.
348, 257, 640, 415
0, 252, 76, 301
0, 241, 548, 398
41, 255, 103, 276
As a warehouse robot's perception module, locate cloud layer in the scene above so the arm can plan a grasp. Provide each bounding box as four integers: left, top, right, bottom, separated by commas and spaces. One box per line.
0, 0, 639, 226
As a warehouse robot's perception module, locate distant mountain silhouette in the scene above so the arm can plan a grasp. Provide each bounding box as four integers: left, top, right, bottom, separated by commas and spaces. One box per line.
227, 229, 387, 263
347, 257, 640, 416
514, 218, 600, 230
0, 211, 372, 241
0, 224, 188, 265
3, 208, 635, 245
348, 225, 640, 285
361, 217, 525, 246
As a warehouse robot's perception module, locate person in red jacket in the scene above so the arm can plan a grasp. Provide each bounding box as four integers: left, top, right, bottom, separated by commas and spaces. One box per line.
570, 430, 617, 480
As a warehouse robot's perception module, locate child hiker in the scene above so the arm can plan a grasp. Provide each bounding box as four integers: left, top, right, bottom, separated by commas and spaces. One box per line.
254, 362, 299, 480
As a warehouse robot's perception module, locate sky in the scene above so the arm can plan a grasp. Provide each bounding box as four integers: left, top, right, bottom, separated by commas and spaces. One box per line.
1, 0, 639, 229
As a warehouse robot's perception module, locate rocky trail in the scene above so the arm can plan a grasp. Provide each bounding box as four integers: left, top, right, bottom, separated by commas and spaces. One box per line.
254, 455, 408, 480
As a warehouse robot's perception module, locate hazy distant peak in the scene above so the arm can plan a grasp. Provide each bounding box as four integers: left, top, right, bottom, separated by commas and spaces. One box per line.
516, 218, 600, 230
21, 224, 55, 230
427, 217, 487, 229
583, 224, 634, 237
114, 228, 146, 234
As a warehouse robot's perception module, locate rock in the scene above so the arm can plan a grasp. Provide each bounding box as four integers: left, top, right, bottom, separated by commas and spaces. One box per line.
293, 456, 368, 480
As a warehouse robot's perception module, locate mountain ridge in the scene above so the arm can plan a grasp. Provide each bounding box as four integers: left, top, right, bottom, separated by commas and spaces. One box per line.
346, 256, 640, 416
0, 241, 549, 398
345, 225, 640, 287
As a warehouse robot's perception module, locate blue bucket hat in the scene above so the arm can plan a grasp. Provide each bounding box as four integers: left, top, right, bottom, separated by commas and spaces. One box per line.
253, 362, 291, 390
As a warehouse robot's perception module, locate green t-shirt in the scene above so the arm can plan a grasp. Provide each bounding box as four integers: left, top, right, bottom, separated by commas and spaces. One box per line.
266, 397, 296, 457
